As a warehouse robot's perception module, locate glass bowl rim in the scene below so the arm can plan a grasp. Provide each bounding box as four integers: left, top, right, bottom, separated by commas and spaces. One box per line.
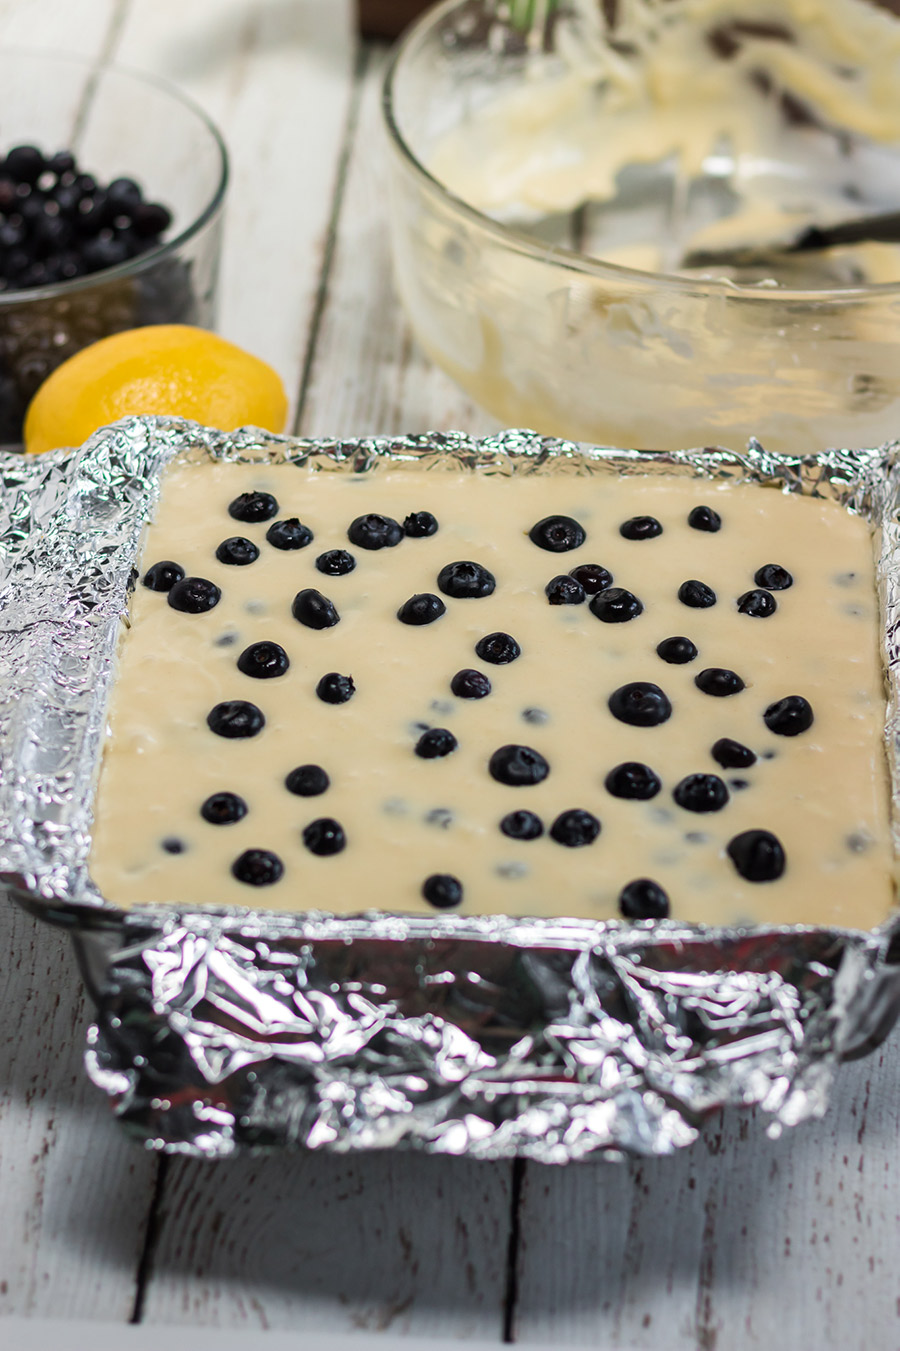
382, 0, 900, 303
0, 46, 229, 307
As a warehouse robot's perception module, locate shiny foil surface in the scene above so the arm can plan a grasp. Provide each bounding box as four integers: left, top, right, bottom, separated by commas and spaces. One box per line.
2, 416, 900, 1162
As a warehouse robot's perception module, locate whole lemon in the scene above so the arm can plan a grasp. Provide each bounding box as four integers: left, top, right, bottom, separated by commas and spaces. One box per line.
24, 324, 288, 454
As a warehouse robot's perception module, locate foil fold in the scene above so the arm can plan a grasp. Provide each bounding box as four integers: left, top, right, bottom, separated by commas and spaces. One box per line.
2, 415, 900, 1163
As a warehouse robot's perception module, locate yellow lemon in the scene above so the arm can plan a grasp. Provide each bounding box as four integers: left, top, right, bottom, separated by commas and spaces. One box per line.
24, 324, 288, 454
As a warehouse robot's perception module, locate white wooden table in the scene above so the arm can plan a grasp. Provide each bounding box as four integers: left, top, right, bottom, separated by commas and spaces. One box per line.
3, 3, 900, 1347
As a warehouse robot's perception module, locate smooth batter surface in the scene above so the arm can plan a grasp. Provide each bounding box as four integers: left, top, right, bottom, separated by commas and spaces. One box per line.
90, 459, 895, 929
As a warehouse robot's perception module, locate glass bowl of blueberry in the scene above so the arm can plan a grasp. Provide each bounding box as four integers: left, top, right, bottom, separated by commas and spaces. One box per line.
0, 48, 228, 444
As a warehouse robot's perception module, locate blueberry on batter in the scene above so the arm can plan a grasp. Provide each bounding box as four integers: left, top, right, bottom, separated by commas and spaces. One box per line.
605, 762, 662, 800
451, 669, 491, 699
232, 848, 284, 885
678, 579, 717, 608
422, 873, 463, 908
754, 564, 793, 590
267, 518, 313, 550
608, 682, 672, 727
348, 513, 403, 550
545, 574, 586, 604
237, 641, 290, 679
500, 809, 544, 840
201, 791, 248, 824
618, 878, 670, 919
403, 511, 438, 537
168, 576, 221, 613
712, 738, 757, 769
143, 560, 184, 591
620, 515, 662, 540
569, 563, 613, 594
489, 744, 550, 786
673, 773, 729, 813
316, 549, 356, 576
162, 837, 186, 854
475, 632, 521, 664
694, 667, 745, 697
549, 809, 600, 846
302, 818, 346, 856
415, 728, 458, 759
316, 672, 355, 704
228, 491, 278, 523
207, 700, 265, 738
657, 636, 698, 664
292, 588, 340, 629
688, 506, 721, 533
397, 593, 447, 625
727, 829, 786, 882
737, 589, 777, 618
763, 695, 814, 736
528, 515, 586, 552
437, 560, 496, 598
216, 536, 259, 566
589, 587, 643, 623
285, 764, 330, 796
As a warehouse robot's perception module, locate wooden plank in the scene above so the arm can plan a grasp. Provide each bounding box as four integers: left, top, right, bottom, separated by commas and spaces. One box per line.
141, 1150, 512, 1337
512, 1045, 900, 1348
113, 0, 357, 427
299, 44, 501, 440
0, 900, 160, 1319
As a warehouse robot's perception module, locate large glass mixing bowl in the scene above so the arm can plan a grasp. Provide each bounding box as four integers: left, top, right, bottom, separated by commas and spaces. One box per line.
382, 0, 900, 453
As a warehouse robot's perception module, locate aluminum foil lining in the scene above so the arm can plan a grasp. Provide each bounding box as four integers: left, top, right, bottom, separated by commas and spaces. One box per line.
3, 415, 900, 1163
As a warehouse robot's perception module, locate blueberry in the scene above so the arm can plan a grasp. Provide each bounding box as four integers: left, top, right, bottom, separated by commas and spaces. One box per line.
143, 560, 184, 591
500, 810, 544, 840
764, 695, 814, 736
737, 589, 777, 618
348, 513, 403, 550
545, 574, 586, 604
207, 700, 265, 738
315, 548, 356, 576
201, 791, 248, 825
727, 829, 785, 882
302, 818, 346, 855
228, 491, 279, 523
167, 576, 221, 613
285, 764, 330, 796
216, 535, 259, 566
712, 738, 757, 769
678, 579, 716, 608
47, 149, 76, 178
132, 201, 172, 237
528, 515, 586, 552
549, 809, 600, 846
589, 587, 643, 623
605, 762, 661, 799
620, 515, 662, 540
422, 873, 463, 908
451, 668, 491, 699
5, 145, 44, 184
107, 176, 142, 211
569, 563, 612, 594
694, 667, 745, 697
475, 631, 520, 664
673, 773, 729, 812
316, 672, 355, 704
754, 563, 793, 590
608, 682, 672, 727
437, 560, 496, 598
404, 511, 438, 537
232, 848, 284, 885
292, 588, 339, 629
619, 878, 670, 919
488, 744, 550, 786
267, 518, 313, 550
688, 505, 721, 532
397, 593, 447, 625
161, 837, 185, 854
415, 727, 458, 758
237, 640, 289, 679
657, 636, 698, 664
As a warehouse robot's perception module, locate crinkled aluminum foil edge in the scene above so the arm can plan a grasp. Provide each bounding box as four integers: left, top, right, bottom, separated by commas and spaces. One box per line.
1, 415, 899, 1162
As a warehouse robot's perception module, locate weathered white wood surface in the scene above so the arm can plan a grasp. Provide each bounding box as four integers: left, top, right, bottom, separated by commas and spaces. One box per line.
2, 2, 900, 1348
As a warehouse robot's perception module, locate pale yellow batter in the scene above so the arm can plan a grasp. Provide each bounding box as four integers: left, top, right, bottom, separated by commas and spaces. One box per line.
90, 458, 895, 930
